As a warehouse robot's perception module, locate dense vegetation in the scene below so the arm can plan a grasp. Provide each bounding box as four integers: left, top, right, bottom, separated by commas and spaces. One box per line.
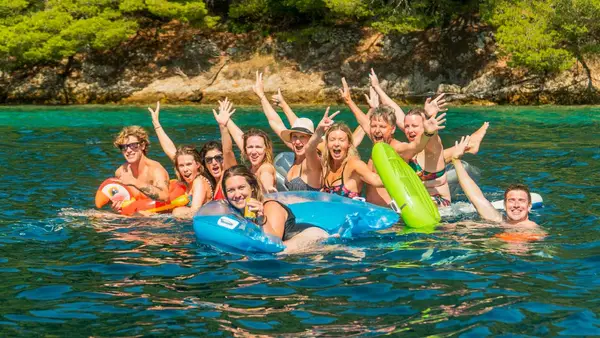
1, 0, 599, 90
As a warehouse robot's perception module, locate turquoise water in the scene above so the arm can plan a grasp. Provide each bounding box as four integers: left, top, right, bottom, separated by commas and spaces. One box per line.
0, 105, 598, 336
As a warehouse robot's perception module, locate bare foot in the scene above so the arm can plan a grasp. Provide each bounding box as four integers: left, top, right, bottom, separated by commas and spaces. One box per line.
466, 122, 489, 155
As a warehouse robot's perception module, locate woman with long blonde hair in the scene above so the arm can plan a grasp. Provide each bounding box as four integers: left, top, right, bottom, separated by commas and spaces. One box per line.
306, 108, 385, 200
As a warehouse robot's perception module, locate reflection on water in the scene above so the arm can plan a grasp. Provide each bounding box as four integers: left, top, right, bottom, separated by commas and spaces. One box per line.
0, 105, 598, 336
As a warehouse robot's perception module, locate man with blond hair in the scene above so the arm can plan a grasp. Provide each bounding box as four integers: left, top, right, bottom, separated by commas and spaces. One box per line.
112, 126, 170, 210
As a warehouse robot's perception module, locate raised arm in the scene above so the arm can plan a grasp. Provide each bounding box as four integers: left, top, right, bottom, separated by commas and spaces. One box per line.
252, 72, 292, 148
149, 102, 177, 162
212, 98, 238, 170
352, 108, 374, 147
393, 111, 446, 161
307, 107, 339, 173
272, 88, 298, 126
353, 87, 379, 147
340, 77, 371, 136
369, 68, 406, 131
451, 136, 502, 223
225, 117, 245, 152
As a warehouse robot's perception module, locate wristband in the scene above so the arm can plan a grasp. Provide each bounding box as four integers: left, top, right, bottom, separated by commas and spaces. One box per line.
424, 131, 435, 137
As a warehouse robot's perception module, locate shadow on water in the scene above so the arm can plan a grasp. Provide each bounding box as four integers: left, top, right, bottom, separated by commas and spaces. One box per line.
0, 105, 598, 335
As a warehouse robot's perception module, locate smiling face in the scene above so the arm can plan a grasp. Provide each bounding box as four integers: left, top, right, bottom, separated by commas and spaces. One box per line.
290, 132, 311, 156
370, 116, 396, 144
204, 149, 224, 179
404, 114, 425, 142
504, 190, 532, 223
245, 135, 266, 167
224, 175, 253, 211
120, 136, 145, 164
327, 129, 350, 162
176, 154, 201, 184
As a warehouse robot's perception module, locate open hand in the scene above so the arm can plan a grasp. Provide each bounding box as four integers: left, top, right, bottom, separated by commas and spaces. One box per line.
424, 93, 448, 118
212, 97, 236, 126
452, 135, 471, 160
364, 86, 380, 109
423, 111, 446, 136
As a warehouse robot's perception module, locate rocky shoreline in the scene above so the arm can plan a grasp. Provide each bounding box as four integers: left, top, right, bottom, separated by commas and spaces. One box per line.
2, 23, 599, 106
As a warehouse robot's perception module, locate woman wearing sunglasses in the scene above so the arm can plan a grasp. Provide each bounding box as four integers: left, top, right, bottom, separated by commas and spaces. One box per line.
112, 126, 171, 211
149, 100, 236, 202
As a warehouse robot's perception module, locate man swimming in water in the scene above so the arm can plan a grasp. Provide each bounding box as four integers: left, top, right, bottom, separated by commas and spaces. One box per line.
112, 126, 170, 210
451, 136, 540, 228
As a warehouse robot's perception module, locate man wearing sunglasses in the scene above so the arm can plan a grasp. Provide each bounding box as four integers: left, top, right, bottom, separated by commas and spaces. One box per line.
112, 126, 170, 210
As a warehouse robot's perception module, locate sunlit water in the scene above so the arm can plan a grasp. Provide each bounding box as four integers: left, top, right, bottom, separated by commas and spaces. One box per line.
0, 105, 598, 336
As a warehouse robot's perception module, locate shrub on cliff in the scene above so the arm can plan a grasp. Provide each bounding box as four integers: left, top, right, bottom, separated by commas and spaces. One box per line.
485, 0, 600, 91
0, 0, 218, 70
227, 0, 479, 33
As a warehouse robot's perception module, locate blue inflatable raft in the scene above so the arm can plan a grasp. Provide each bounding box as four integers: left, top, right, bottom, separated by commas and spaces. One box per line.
193, 191, 399, 253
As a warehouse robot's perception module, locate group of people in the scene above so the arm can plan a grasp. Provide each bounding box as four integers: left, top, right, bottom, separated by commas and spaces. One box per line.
109, 69, 542, 249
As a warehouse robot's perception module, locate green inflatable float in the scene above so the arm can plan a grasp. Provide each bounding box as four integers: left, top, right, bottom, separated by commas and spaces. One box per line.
372, 143, 441, 228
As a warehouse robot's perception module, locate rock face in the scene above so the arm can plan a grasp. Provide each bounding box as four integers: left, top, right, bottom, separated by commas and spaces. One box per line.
1, 23, 599, 105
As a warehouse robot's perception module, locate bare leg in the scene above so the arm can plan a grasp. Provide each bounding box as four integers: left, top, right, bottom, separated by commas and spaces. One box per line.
466, 122, 489, 155
282, 227, 329, 254
443, 122, 490, 163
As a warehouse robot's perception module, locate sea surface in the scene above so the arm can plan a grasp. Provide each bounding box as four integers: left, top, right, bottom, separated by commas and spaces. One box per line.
0, 105, 598, 336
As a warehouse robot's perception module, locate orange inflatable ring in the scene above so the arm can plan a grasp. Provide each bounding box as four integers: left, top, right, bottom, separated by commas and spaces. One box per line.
95, 178, 188, 216
494, 232, 544, 243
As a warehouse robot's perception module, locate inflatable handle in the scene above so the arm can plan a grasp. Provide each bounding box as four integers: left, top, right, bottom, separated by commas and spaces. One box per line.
145, 194, 190, 213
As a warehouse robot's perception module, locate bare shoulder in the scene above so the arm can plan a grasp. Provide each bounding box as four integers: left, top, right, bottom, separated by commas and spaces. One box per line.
146, 158, 169, 176
390, 139, 407, 151
259, 163, 276, 175
263, 199, 285, 214
347, 156, 367, 170
115, 164, 125, 177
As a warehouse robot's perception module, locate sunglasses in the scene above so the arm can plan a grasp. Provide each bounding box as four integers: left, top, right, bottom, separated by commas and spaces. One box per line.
204, 154, 224, 164
118, 142, 141, 152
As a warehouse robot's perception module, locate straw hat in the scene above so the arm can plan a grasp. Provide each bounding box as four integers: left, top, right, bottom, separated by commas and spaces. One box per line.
281, 118, 315, 142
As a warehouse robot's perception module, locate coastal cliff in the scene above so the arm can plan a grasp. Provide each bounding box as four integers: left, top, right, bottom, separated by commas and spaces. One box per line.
1, 22, 598, 106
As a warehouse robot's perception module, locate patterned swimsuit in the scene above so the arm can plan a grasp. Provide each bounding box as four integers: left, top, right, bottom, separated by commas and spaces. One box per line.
322, 163, 361, 199
409, 158, 450, 207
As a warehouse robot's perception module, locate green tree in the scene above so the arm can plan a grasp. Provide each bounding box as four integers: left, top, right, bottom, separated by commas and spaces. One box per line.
0, 0, 217, 70
486, 0, 600, 91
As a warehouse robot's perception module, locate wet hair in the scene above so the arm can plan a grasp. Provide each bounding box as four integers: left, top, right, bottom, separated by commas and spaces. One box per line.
198, 140, 223, 187
221, 165, 264, 203
322, 122, 359, 180
370, 105, 397, 127
242, 128, 274, 166
113, 126, 150, 155
504, 183, 532, 204
173, 145, 212, 187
